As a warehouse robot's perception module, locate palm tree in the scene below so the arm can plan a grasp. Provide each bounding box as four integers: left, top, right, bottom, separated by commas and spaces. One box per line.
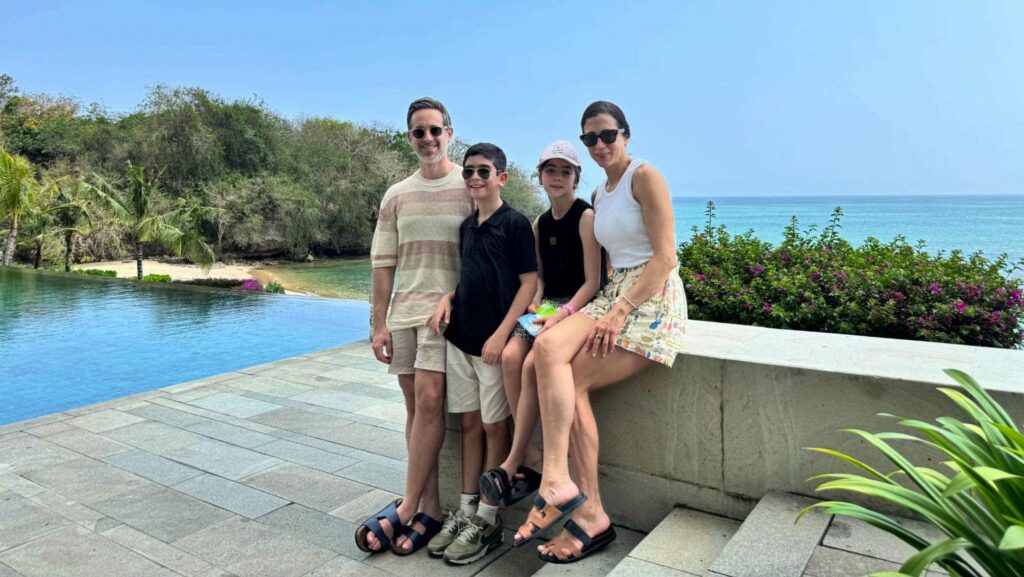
40, 175, 128, 271
0, 149, 39, 266
95, 161, 216, 279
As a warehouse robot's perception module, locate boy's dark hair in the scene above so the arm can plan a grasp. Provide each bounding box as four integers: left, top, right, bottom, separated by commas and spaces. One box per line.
407, 97, 451, 129
581, 100, 630, 138
464, 143, 507, 173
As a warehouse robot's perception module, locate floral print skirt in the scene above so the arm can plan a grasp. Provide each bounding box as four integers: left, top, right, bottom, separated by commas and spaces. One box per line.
582, 263, 688, 367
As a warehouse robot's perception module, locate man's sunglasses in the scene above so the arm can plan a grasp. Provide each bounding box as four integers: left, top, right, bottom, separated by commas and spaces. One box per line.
411, 125, 446, 139
461, 167, 502, 180
579, 128, 626, 148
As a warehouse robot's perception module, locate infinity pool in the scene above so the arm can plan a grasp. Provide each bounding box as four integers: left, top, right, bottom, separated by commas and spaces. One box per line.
0, 268, 370, 425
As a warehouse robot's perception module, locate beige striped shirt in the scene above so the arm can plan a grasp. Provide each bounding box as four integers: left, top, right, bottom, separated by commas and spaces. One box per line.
370, 166, 472, 330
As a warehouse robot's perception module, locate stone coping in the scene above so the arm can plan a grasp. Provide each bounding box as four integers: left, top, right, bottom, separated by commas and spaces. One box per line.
682, 320, 1023, 393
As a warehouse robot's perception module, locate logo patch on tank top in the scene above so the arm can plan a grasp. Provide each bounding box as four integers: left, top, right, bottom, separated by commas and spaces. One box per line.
548, 237, 557, 246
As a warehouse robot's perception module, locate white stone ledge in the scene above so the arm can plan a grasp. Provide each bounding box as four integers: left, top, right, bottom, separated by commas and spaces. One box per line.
682, 320, 1024, 393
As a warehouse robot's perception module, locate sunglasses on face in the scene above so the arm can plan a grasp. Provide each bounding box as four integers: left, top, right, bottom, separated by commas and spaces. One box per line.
579, 128, 626, 148
411, 125, 445, 139
462, 167, 502, 180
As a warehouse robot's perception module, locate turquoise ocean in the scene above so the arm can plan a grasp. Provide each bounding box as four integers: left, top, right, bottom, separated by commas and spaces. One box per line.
669, 195, 1024, 271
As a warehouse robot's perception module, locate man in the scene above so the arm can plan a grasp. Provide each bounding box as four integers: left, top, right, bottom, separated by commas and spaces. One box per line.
354, 97, 473, 555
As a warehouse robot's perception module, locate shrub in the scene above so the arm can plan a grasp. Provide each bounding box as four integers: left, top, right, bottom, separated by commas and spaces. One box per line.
801, 369, 1024, 576
173, 278, 245, 289
236, 278, 263, 292
71, 268, 116, 278
678, 202, 1024, 348
141, 274, 171, 283
265, 280, 285, 294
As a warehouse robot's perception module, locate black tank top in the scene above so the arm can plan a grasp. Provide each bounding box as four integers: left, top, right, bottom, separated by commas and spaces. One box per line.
537, 198, 592, 299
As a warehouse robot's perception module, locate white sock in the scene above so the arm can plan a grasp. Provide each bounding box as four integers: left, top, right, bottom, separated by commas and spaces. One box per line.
460, 493, 479, 517
476, 502, 500, 526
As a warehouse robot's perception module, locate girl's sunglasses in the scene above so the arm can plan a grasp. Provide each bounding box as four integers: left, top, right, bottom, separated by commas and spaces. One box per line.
411, 125, 445, 139
579, 128, 625, 148
462, 167, 501, 180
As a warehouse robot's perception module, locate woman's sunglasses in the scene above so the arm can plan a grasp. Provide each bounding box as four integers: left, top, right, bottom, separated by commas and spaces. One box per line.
411, 125, 445, 139
461, 167, 502, 180
579, 128, 626, 148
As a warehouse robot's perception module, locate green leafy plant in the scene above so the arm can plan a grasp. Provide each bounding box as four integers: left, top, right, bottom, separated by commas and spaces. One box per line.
264, 280, 285, 294
71, 268, 116, 277
800, 369, 1024, 576
679, 202, 1024, 348
141, 273, 171, 283
173, 277, 244, 288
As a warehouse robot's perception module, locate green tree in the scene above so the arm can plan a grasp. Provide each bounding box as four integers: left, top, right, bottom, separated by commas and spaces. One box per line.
96, 161, 216, 279
40, 173, 127, 270
0, 149, 38, 265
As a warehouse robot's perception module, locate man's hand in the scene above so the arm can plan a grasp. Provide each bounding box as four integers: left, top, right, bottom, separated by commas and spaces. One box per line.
371, 328, 392, 364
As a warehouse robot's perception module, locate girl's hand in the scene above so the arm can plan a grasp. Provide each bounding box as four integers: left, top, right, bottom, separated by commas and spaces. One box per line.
532, 308, 568, 334
527, 302, 540, 314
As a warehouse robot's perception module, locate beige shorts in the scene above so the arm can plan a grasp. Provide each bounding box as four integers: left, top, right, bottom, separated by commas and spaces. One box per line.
583, 263, 687, 367
389, 326, 446, 375
445, 342, 510, 424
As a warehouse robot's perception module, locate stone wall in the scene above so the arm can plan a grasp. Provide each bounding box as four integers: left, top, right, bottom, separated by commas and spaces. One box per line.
439, 321, 1024, 531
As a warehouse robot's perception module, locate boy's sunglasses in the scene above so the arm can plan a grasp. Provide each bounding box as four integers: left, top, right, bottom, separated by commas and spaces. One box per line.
462, 167, 502, 180
411, 125, 445, 139
579, 128, 626, 148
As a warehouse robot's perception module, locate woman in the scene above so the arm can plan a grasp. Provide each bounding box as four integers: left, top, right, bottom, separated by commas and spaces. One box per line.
513, 101, 687, 563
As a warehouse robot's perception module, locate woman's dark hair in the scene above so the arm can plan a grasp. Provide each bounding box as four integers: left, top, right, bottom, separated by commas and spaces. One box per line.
580, 101, 630, 137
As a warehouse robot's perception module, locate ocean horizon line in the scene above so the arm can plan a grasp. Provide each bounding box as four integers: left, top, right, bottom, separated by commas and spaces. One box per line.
669, 192, 1024, 200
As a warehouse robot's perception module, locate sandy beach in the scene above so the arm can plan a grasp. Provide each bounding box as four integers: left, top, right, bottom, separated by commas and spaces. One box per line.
74, 259, 260, 281
71, 259, 315, 295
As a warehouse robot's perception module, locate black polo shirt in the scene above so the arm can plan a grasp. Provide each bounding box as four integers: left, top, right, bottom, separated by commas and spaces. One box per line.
445, 203, 537, 356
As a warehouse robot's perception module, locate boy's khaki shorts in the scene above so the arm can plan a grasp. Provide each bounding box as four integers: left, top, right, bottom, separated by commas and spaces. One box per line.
445, 341, 510, 424
388, 326, 446, 375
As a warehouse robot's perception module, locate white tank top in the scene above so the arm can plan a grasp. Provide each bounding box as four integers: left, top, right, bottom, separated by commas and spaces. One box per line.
592, 158, 654, 269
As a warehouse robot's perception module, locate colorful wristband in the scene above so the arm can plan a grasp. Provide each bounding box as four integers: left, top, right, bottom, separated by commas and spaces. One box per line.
559, 303, 578, 315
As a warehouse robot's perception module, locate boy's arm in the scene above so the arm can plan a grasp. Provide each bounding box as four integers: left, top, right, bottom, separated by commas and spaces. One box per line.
480, 271, 538, 364
429, 290, 456, 336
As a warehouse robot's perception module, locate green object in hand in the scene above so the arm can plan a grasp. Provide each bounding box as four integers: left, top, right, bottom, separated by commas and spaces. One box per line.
536, 301, 558, 317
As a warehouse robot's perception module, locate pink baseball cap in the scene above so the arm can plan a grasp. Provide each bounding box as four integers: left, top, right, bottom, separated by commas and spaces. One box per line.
538, 140, 581, 168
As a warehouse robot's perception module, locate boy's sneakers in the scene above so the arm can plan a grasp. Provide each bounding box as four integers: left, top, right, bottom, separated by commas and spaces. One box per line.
427, 510, 470, 557
443, 513, 504, 565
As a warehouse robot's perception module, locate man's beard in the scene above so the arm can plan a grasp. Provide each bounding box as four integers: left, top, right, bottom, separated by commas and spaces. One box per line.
417, 145, 448, 165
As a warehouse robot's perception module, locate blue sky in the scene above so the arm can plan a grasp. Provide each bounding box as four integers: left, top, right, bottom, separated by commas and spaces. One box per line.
3, 0, 1023, 197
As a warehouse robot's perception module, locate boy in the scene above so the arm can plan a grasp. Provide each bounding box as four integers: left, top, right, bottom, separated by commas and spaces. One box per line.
428, 143, 538, 564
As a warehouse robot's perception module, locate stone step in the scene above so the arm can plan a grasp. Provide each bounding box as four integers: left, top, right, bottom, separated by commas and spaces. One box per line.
707, 491, 830, 577
523, 523, 645, 577
608, 506, 742, 577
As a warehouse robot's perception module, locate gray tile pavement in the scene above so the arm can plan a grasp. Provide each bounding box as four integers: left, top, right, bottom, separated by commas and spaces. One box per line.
0, 340, 772, 577
5, 341, 660, 577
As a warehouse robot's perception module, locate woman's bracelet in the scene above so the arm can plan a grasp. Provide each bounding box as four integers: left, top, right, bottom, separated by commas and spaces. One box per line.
619, 295, 639, 311
559, 303, 578, 315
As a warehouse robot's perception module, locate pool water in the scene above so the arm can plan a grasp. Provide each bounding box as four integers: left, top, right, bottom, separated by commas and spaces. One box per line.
0, 268, 370, 425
